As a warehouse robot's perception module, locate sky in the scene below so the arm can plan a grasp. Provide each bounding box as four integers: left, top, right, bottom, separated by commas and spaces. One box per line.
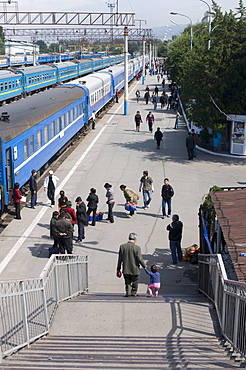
5, 0, 242, 28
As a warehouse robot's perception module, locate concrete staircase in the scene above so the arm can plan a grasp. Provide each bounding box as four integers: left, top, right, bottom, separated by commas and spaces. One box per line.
0, 335, 243, 369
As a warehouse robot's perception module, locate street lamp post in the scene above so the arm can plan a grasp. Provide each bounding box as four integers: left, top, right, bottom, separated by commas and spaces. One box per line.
170, 12, 193, 50
199, 0, 211, 50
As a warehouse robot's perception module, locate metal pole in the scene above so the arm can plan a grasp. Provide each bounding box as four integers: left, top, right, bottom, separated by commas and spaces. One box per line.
141, 38, 145, 84
124, 26, 128, 115
149, 42, 152, 71
200, 0, 211, 50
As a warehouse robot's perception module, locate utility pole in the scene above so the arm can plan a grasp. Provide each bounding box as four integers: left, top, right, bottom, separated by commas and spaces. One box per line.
124, 26, 128, 115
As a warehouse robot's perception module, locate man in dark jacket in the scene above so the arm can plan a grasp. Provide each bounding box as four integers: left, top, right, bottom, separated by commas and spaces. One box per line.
134, 111, 143, 132
54, 211, 74, 254
186, 132, 195, 160
86, 188, 99, 226
166, 214, 183, 264
117, 233, 146, 297
161, 178, 174, 218
154, 127, 163, 149
75, 196, 87, 242
29, 169, 37, 208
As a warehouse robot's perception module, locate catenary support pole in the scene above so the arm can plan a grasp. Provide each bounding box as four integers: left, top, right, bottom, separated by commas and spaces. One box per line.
124, 26, 128, 115
141, 38, 145, 84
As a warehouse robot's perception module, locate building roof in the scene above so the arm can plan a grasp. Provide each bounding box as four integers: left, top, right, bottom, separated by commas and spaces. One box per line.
0, 85, 85, 143
211, 188, 246, 282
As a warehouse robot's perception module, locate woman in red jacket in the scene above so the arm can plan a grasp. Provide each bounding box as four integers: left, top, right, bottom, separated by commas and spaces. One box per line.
13, 183, 22, 219
64, 201, 77, 225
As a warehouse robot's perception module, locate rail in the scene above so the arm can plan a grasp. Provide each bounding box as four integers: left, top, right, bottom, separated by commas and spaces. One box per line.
0, 254, 88, 361
178, 94, 191, 131
198, 254, 246, 359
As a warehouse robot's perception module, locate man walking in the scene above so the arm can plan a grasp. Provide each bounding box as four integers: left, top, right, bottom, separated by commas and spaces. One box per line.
134, 111, 143, 132
186, 132, 195, 160
29, 169, 37, 208
161, 178, 174, 219
146, 111, 155, 133
166, 214, 183, 264
117, 233, 146, 297
139, 170, 154, 210
154, 127, 163, 149
174, 111, 181, 129
44, 170, 59, 207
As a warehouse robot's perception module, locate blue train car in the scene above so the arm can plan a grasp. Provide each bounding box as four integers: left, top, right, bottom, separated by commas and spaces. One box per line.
16, 65, 57, 94
0, 85, 88, 209
53, 62, 78, 83
75, 59, 93, 76
0, 70, 23, 101
100, 65, 124, 95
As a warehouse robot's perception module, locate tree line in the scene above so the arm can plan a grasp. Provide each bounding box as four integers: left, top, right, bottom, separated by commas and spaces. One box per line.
161, 0, 246, 131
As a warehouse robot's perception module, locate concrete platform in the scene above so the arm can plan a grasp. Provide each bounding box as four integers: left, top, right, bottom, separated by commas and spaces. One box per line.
0, 74, 245, 368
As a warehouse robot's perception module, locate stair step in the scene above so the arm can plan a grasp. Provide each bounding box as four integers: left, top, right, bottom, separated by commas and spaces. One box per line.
0, 335, 243, 369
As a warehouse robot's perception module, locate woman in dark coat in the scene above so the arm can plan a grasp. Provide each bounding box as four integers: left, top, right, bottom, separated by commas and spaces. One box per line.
86, 188, 99, 226
13, 182, 22, 219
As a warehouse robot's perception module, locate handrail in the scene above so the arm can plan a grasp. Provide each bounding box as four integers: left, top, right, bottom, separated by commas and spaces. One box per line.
0, 254, 88, 361
178, 93, 191, 131
198, 254, 246, 359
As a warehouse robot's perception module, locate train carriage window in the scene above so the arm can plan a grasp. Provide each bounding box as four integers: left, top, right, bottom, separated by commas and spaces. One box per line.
51, 121, 55, 137
37, 130, 42, 149
82, 102, 85, 113
30, 135, 34, 155
16, 79, 20, 87
24, 139, 29, 159
4, 82, 7, 90
44, 126, 49, 143
72, 108, 75, 121
0, 82, 3, 91
61, 114, 65, 129
66, 111, 70, 125
74, 106, 78, 119
78, 103, 82, 115
56, 117, 60, 132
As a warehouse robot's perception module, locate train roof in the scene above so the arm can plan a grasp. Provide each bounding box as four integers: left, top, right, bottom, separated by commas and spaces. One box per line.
15, 65, 55, 74
53, 62, 76, 68
66, 72, 111, 92
100, 64, 124, 78
0, 70, 22, 77
0, 85, 85, 143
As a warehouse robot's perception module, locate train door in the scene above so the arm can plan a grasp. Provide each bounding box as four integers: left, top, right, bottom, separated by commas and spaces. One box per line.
5, 147, 13, 192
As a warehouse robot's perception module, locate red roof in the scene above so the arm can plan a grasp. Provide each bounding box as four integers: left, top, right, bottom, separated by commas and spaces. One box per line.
211, 189, 246, 282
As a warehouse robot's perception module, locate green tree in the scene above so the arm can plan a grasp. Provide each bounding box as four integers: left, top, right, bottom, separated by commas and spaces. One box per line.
36, 40, 48, 53
166, 1, 246, 130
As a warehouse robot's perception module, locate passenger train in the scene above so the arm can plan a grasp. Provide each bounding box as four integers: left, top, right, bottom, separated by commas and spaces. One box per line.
0, 56, 145, 212
0, 51, 107, 68
0, 54, 125, 104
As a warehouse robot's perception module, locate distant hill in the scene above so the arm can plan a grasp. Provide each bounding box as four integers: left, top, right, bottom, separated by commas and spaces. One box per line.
152, 24, 187, 40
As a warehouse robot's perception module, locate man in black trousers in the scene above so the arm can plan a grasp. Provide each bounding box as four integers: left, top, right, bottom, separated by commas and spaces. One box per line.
186, 132, 195, 160
29, 169, 37, 208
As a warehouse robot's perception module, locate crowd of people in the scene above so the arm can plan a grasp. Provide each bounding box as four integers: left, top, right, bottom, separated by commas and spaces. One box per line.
11, 61, 192, 298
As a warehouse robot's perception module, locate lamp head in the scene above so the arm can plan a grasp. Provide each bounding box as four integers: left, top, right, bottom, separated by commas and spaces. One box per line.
170, 12, 178, 15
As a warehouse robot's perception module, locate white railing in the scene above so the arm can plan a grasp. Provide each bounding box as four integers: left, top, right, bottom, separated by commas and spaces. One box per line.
0, 254, 88, 360
198, 254, 246, 359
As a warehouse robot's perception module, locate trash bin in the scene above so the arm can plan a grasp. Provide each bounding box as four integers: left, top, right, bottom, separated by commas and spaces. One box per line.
213, 133, 222, 149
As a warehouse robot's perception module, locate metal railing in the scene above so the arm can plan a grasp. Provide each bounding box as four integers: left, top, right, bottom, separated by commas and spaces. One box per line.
0, 254, 88, 360
199, 254, 246, 359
